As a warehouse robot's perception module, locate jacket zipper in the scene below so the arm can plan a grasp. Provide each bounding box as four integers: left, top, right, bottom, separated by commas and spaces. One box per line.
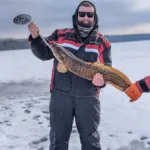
80, 29, 96, 47
76, 29, 96, 97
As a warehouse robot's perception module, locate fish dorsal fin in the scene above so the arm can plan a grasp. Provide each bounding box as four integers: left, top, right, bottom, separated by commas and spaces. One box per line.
91, 62, 131, 86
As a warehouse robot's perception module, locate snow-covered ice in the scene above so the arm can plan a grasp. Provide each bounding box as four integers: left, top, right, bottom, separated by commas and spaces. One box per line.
0, 40, 150, 150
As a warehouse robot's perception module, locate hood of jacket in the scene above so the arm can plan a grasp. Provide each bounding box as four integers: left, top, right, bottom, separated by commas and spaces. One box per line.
72, 1, 99, 31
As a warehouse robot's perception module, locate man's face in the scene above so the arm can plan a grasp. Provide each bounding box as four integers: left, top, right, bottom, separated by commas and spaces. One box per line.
77, 5, 95, 28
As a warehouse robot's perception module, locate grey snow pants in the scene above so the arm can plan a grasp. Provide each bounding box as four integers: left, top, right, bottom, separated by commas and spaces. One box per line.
49, 90, 101, 150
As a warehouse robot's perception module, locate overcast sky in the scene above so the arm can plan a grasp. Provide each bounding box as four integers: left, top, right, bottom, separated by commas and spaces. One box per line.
0, 0, 150, 38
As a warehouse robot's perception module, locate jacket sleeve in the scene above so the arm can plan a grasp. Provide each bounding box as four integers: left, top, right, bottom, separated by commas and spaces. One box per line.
102, 45, 112, 67
137, 76, 150, 93
28, 29, 58, 61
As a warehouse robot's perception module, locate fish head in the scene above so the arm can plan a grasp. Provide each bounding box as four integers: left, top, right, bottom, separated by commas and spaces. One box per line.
50, 42, 68, 62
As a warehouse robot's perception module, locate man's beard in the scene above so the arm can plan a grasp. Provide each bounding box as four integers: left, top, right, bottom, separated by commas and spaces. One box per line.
76, 20, 95, 28
76, 20, 95, 38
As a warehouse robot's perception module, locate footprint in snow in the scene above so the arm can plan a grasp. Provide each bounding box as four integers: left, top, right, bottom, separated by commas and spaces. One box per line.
127, 131, 133, 134
32, 115, 41, 120
6, 123, 12, 126
8, 146, 16, 149
24, 109, 31, 114
4, 120, 9, 123
140, 135, 149, 140
42, 110, 49, 114
29, 136, 48, 145
38, 122, 43, 125
147, 141, 150, 145
108, 134, 117, 137
37, 147, 44, 150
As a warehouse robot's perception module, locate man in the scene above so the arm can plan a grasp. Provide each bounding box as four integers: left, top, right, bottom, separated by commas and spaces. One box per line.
28, 1, 150, 149
28, 1, 111, 150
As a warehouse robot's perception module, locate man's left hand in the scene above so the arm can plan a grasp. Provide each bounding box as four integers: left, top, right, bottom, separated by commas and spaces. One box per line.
92, 73, 105, 86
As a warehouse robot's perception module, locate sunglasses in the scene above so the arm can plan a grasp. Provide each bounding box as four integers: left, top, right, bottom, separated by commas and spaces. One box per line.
78, 12, 94, 18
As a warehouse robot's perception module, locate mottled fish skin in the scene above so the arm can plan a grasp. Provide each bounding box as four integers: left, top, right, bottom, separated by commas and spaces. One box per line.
50, 42, 132, 91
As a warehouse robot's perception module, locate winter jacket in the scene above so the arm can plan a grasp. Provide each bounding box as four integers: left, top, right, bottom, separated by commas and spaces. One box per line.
28, 1, 112, 97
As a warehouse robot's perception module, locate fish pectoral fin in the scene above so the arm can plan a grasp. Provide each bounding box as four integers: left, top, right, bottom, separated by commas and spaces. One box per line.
57, 62, 67, 73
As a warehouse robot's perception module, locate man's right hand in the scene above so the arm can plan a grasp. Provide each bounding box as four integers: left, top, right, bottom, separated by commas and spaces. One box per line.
28, 22, 39, 39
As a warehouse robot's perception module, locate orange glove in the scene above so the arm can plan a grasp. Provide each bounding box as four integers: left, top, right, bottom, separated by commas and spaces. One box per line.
125, 82, 142, 102
125, 76, 150, 102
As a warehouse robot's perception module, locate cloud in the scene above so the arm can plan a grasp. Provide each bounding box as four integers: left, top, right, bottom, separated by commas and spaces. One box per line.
126, 0, 150, 11
0, 0, 150, 38
105, 23, 150, 35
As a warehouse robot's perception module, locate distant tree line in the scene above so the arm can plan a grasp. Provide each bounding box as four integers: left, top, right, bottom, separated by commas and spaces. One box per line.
0, 33, 150, 51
